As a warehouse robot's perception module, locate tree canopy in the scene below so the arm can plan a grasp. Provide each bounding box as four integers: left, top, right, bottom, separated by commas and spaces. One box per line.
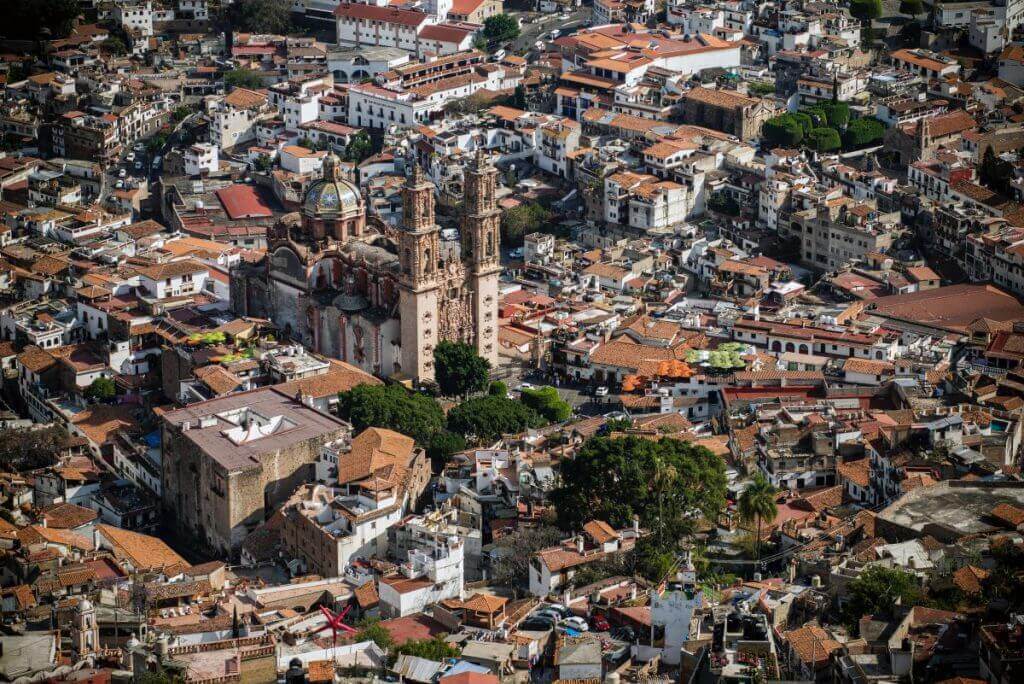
230, 0, 292, 34
337, 384, 445, 445
500, 202, 550, 246
843, 566, 924, 631
0, 425, 69, 472
520, 386, 572, 423
482, 14, 520, 44
899, 0, 924, 15
344, 130, 374, 163
490, 523, 563, 591
762, 115, 805, 148
9, 0, 80, 40
737, 473, 778, 560
395, 636, 461, 661
355, 618, 395, 651
426, 430, 466, 470
434, 341, 491, 398
551, 436, 727, 547
981, 147, 1015, 197
85, 377, 117, 401
807, 127, 842, 152
850, 0, 883, 21
224, 69, 264, 90
842, 117, 886, 150
446, 395, 547, 441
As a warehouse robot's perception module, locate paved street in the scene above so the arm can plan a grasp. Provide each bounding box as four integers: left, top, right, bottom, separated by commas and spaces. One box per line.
509, 9, 591, 55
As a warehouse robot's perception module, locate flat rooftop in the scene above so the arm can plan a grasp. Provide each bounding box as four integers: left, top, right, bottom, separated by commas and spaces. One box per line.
878, 481, 1024, 538
162, 387, 350, 472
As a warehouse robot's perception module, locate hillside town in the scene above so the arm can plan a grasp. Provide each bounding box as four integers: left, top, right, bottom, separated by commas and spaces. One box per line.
3, 0, 1024, 682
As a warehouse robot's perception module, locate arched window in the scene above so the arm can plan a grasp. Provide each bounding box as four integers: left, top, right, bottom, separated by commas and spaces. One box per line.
486, 231, 494, 257
785, 342, 796, 353
771, 341, 782, 352
424, 248, 432, 272
403, 249, 412, 275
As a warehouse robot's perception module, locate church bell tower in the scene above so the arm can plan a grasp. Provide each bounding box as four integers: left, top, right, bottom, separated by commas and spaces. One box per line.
462, 149, 501, 366
398, 162, 441, 380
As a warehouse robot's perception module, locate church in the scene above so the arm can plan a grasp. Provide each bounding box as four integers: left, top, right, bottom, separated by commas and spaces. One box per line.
231, 152, 501, 381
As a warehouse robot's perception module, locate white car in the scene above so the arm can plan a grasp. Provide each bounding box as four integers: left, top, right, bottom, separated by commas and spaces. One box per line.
126, 152, 136, 162
518, 382, 536, 392
118, 169, 127, 178
561, 617, 589, 632
595, 386, 609, 397
550, 29, 560, 38
134, 161, 143, 170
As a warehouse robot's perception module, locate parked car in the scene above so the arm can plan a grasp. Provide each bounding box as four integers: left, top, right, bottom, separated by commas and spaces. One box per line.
520, 617, 554, 631
518, 382, 536, 392
595, 386, 609, 397
562, 616, 589, 632
591, 615, 610, 631
118, 169, 126, 178
535, 609, 562, 622
134, 161, 143, 171
546, 603, 572, 617
126, 152, 136, 162
508, 247, 524, 259
492, 49, 506, 61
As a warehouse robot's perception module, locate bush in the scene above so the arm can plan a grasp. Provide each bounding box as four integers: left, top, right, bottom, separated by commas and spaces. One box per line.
85, 377, 117, 401
842, 117, 886, 150
520, 386, 572, 423
488, 380, 508, 396
819, 101, 851, 129
747, 82, 775, 96
762, 115, 804, 148
806, 127, 842, 152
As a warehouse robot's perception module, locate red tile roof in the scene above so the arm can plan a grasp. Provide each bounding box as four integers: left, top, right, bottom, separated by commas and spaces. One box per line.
216, 184, 275, 220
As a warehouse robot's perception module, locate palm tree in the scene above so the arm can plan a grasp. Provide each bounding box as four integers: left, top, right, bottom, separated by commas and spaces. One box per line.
738, 473, 778, 563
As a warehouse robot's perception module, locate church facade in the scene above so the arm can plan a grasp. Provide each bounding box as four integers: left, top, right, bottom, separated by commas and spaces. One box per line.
231, 152, 500, 381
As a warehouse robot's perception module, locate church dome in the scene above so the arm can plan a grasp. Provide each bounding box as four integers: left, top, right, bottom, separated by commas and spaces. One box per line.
302, 153, 362, 218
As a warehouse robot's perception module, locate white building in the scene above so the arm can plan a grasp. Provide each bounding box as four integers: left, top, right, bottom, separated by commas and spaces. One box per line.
114, 1, 155, 37
379, 534, 464, 617
184, 143, 219, 177
136, 260, 210, 300
209, 88, 270, 150
347, 83, 434, 129
280, 145, 327, 175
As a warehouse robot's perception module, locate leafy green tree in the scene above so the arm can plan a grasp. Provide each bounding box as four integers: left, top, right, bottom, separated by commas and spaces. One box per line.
899, 20, 922, 45
446, 395, 547, 441
224, 69, 264, 90
434, 341, 491, 398
344, 131, 374, 163
488, 380, 509, 397
520, 386, 572, 423
102, 37, 128, 55
396, 636, 460, 661
737, 473, 778, 561
0, 425, 69, 472
983, 539, 1024, 613
850, 0, 883, 22
85, 377, 117, 401
762, 115, 804, 148
551, 436, 727, 547
172, 105, 193, 123
231, 0, 292, 34
338, 384, 445, 445
747, 82, 775, 96
818, 101, 851, 128
254, 154, 274, 172
842, 117, 886, 150
707, 192, 740, 216
806, 127, 842, 152
843, 566, 924, 632
355, 618, 395, 651
899, 0, 924, 15
500, 202, 550, 246
426, 430, 466, 470
791, 112, 814, 134
482, 14, 521, 44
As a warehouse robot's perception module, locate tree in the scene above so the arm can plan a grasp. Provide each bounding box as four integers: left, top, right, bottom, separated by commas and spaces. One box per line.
338, 384, 445, 445
899, 0, 924, 15
488, 380, 509, 397
791, 112, 814, 134
231, 0, 292, 34
355, 618, 395, 651
899, 20, 922, 45
707, 192, 740, 216
224, 69, 264, 90
85, 377, 117, 402
102, 37, 128, 55
254, 154, 274, 173
344, 131, 374, 163
396, 636, 460, 661
981, 147, 1015, 196
843, 566, 924, 632
444, 91, 495, 116
426, 430, 466, 470
737, 473, 778, 562
842, 117, 886, 150
551, 436, 727, 547
850, 0, 883, 22
9, 0, 80, 40
482, 14, 520, 45
747, 82, 775, 96
0, 426, 69, 472
520, 386, 572, 423
817, 101, 850, 129
806, 127, 842, 152
500, 202, 550, 246
172, 105, 193, 123
762, 115, 804, 148
434, 341, 491, 398
490, 524, 563, 592
446, 395, 547, 441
